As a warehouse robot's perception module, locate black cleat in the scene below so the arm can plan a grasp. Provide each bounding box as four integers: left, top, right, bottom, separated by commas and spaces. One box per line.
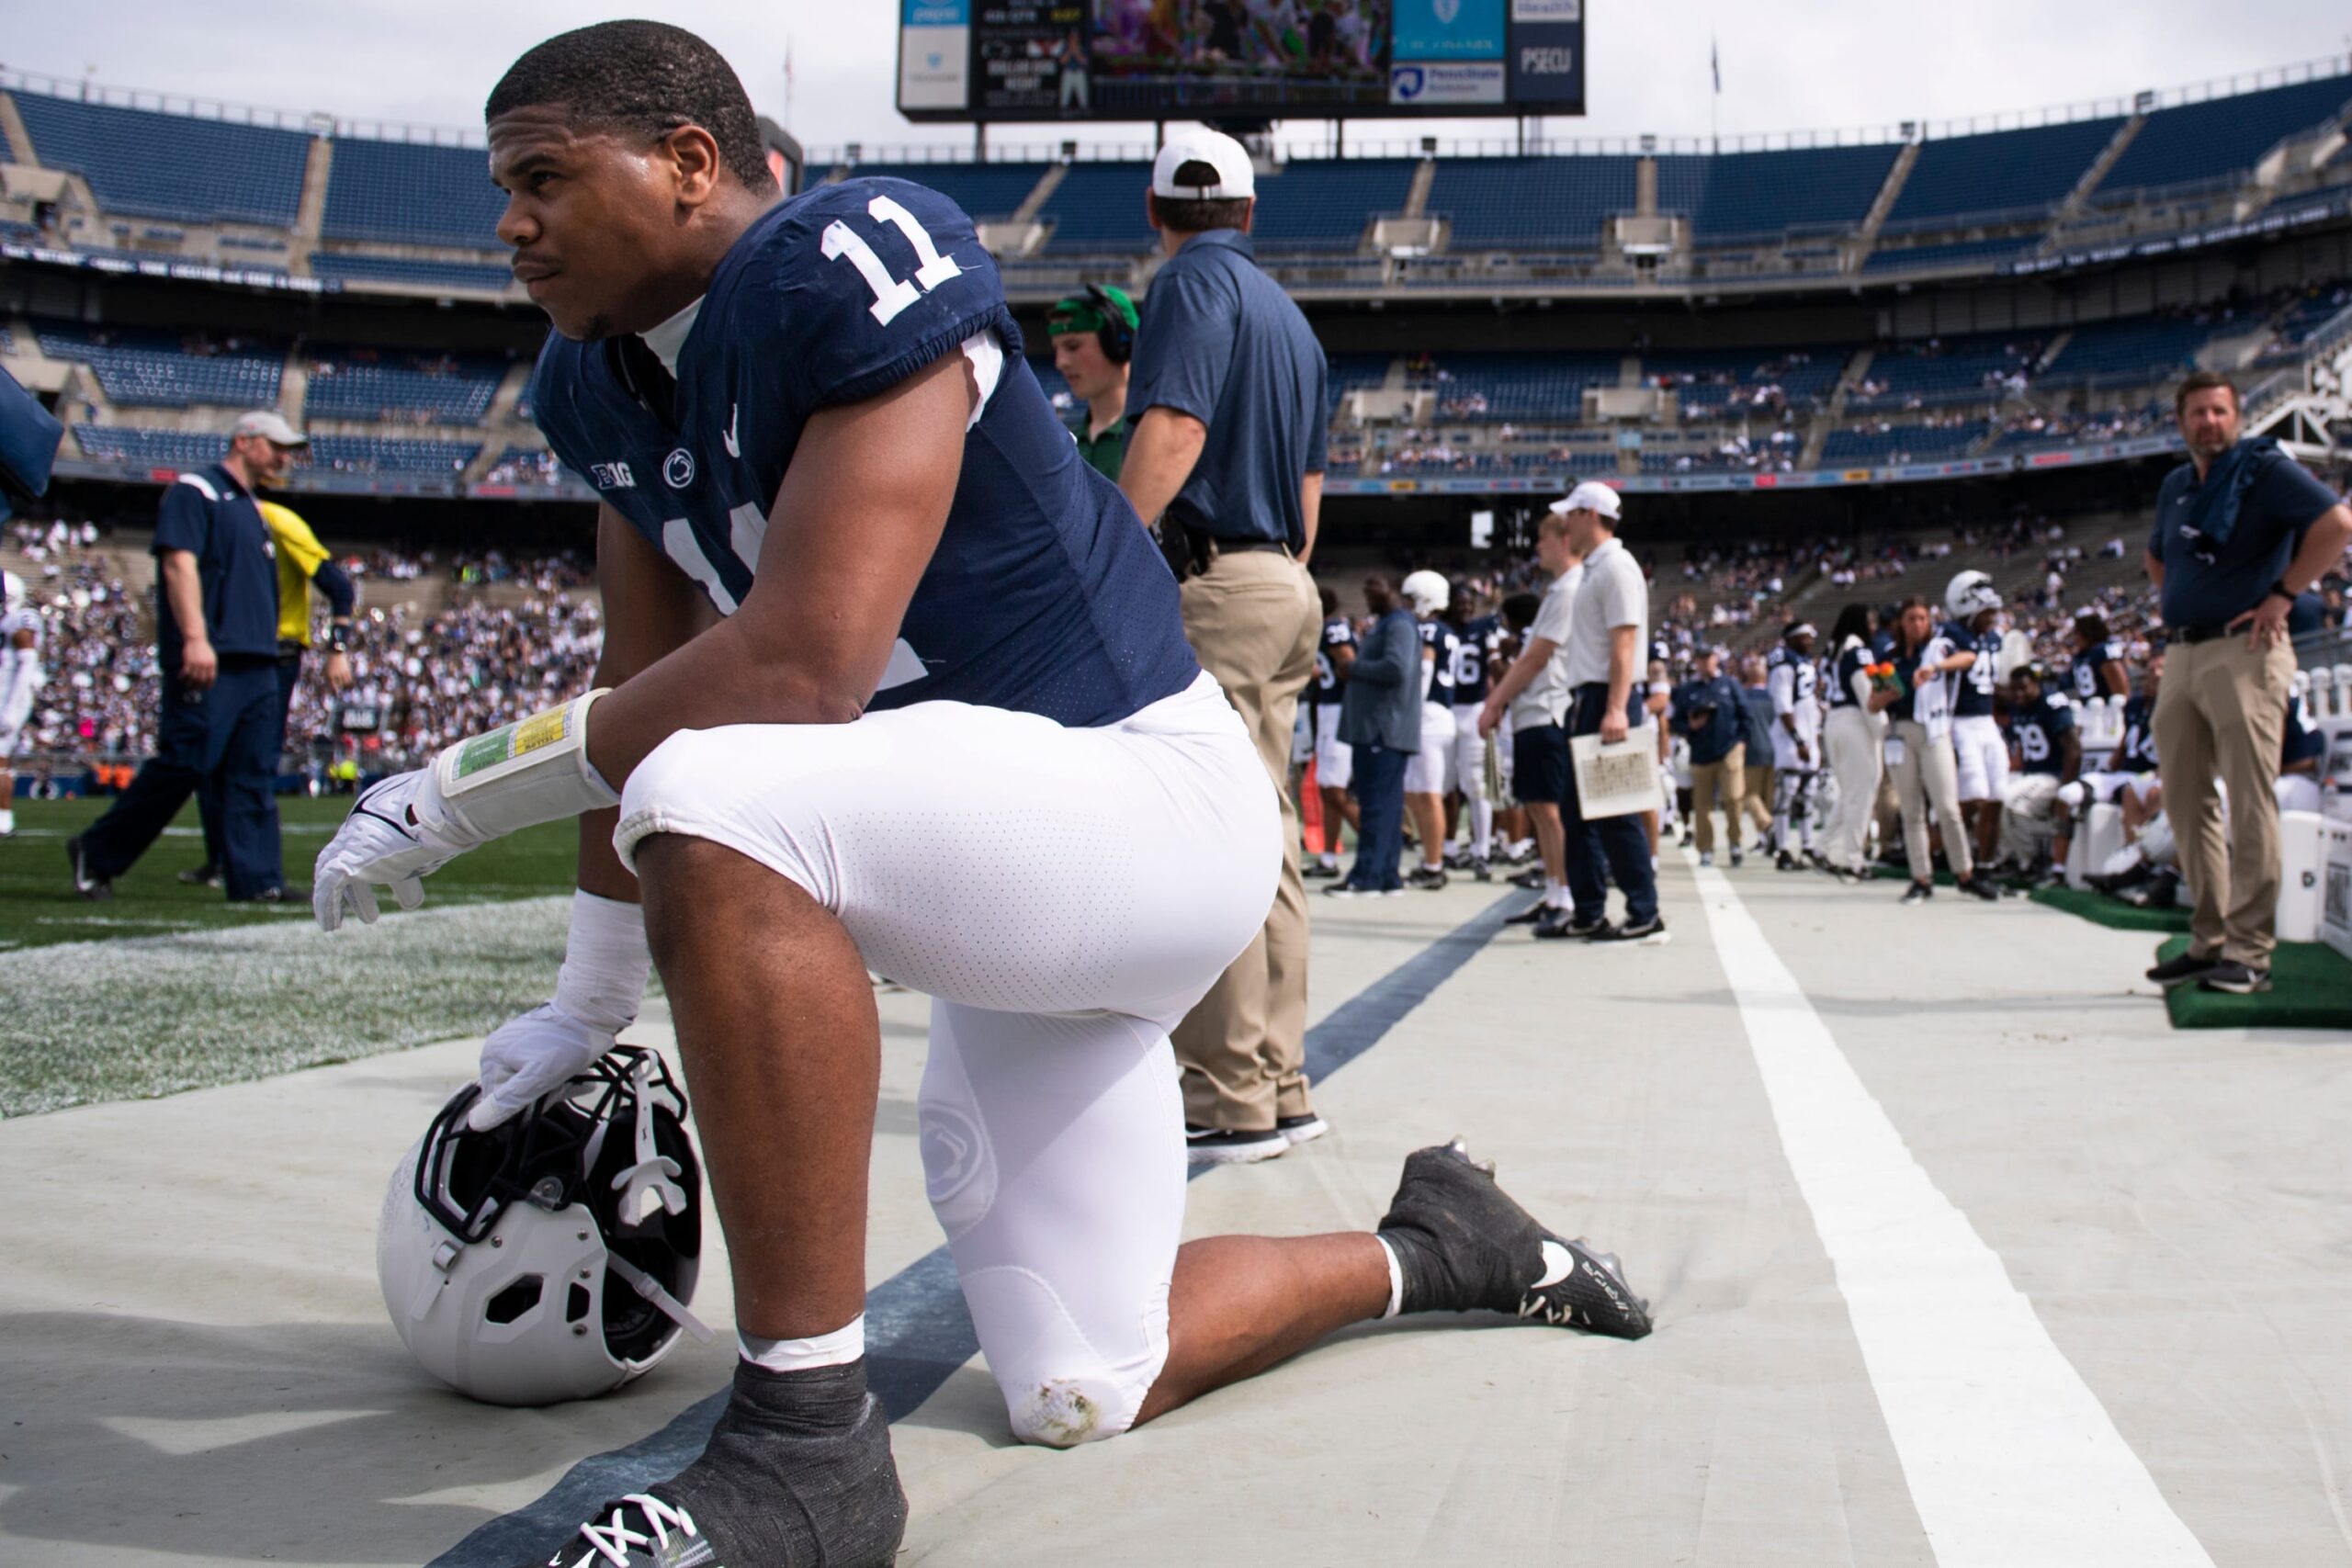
1504, 901, 1552, 925
2145, 950, 2222, 988
1406, 865, 1449, 891
66, 837, 112, 900
1532, 910, 1607, 941
1377, 1139, 1652, 1339
1589, 915, 1669, 945
177, 863, 222, 887
1954, 875, 2001, 902
1510, 865, 1546, 890
2196, 959, 2270, 995
1775, 850, 1801, 872
1899, 881, 1933, 905
529, 1360, 906, 1568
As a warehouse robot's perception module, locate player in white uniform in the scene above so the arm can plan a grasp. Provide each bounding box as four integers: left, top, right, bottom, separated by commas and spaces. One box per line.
1400, 570, 1458, 889
0, 570, 45, 838
1764, 623, 1822, 869
1941, 571, 2007, 869
1306, 585, 1357, 877
311, 28, 1650, 1568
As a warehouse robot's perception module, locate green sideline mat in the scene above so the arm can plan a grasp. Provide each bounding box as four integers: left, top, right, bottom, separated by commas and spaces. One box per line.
2154, 935, 2352, 1032
2030, 885, 2193, 933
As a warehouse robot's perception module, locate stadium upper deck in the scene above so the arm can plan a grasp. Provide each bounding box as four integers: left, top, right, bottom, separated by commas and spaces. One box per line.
1, 59, 2348, 503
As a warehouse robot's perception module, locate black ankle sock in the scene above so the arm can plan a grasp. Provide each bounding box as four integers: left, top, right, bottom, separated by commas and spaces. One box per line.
646, 1358, 907, 1568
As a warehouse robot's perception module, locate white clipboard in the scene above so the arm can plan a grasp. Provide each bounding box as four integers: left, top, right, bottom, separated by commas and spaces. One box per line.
1569, 722, 1664, 820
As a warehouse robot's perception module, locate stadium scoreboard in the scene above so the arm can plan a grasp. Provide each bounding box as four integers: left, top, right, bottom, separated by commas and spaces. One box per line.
899, 2, 1584, 124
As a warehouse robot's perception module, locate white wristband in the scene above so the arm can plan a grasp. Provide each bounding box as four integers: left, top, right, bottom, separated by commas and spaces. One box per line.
554, 889, 652, 1037
424, 690, 620, 844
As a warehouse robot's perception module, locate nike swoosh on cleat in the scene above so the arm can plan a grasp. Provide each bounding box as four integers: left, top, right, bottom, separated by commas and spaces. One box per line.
1532, 1237, 1576, 1290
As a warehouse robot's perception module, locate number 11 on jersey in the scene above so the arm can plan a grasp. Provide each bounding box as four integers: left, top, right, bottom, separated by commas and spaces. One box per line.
821, 195, 965, 325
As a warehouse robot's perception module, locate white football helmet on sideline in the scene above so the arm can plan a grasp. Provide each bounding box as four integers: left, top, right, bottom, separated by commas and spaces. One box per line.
377, 1046, 709, 1406
1944, 570, 2001, 621
1400, 570, 1450, 615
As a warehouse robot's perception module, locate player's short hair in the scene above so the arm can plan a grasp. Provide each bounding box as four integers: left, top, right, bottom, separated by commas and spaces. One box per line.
2173, 369, 2238, 414
1148, 162, 1253, 234
1536, 511, 1572, 539
1318, 583, 1338, 616
488, 21, 779, 195
1499, 591, 1540, 631
2073, 609, 2109, 642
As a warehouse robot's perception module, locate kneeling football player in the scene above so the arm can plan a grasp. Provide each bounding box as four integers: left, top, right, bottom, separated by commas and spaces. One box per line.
314, 24, 1652, 1568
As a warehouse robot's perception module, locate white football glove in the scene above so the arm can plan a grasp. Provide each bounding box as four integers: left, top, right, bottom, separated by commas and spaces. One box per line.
469, 892, 653, 1132
469, 1001, 615, 1131
312, 770, 486, 931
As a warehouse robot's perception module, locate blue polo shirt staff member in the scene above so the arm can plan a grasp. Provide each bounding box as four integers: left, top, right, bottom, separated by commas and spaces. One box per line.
2143, 372, 2352, 995
68, 410, 304, 902
1118, 129, 1330, 1164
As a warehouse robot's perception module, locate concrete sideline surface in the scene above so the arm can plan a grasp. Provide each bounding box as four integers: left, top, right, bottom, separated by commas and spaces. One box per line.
2, 862, 2347, 1565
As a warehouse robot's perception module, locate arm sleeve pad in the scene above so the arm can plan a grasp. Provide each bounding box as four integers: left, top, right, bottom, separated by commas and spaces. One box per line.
422, 690, 621, 845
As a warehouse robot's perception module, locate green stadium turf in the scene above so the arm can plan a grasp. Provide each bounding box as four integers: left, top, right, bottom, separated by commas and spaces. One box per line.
0, 795, 585, 1116
2154, 935, 2352, 1032
2029, 885, 2193, 933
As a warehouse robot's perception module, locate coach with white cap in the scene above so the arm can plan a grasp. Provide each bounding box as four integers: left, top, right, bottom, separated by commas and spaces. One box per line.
1554, 480, 1666, 944
69, 409, 305, 902
1118, 128, 1330, 1163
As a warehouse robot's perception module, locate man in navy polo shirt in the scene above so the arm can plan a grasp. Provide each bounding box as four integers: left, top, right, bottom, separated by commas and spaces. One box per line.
2143, 371, 2351, 994
1118, 129, 1330, 1164
69, 410, 302, 901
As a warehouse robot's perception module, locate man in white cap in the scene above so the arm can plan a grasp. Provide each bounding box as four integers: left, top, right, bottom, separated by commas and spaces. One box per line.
1554, 480, 1668, 944
1118, 128, 1331, 1163
69, 410, 305, 901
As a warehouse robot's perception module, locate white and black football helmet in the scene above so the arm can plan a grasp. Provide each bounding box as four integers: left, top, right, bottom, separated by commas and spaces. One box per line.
1944, 570, 2002, 622
1400, 570, 1450, 616
377, 1046, 709, 1406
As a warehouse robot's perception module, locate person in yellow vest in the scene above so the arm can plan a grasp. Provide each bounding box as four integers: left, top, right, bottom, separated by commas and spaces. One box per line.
180, 498, 356, 888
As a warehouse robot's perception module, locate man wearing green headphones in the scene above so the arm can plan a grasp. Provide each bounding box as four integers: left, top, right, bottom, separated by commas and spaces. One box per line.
1047, 283, 1137, 482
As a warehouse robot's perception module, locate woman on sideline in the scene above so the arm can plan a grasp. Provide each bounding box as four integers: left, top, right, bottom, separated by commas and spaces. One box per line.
1328, 576, 1419, 897
1870, 595, 2001, 905
1818, 604, 1883, 878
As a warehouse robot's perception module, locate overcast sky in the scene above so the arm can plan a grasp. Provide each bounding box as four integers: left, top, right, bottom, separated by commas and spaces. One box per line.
6, 2, 2348, 156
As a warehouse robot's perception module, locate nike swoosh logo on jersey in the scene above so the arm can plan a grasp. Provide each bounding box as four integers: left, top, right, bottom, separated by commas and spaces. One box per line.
722, 403, 741, 458
1532, 1237, 1576, 1290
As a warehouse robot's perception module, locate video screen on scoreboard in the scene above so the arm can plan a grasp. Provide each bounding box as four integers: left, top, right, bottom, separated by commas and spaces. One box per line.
898, 1, 1584, 123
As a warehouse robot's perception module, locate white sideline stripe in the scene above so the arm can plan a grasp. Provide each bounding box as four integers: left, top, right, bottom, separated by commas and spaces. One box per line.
1686, 851, 2213, 1568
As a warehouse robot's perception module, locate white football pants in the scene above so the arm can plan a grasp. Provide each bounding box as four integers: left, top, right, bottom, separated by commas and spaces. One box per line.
615, 673, 1277, 1446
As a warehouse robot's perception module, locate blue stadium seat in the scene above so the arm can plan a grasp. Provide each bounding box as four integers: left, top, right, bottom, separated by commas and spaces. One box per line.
1819, 423, 1985, 464
1426, 156, 1638, 249
1885, 119, 2123, 230
73, 426, 233, 469
1642, 347, 1843, 411
1860, 235, 2039, 275
309, 435, 481, 474
35, 319, 282, 409
311, 253, 514, 292
1655, 144, 1901, 241
323, 138, 506, 249
12, 90, 310, 227
1250, 159, 1417, 251
860, 164, 1049, 221
2098, 74, 2352, 197
1849, 332, 2045, 408
304, 348, 508, 424
1038, 164, 1156, 254
2038, 315, 2213, 383
1413, 353, 1622, 421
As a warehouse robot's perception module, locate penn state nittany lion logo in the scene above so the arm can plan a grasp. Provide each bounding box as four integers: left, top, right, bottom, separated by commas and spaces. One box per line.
662, 448, 695, 489
1433, 0, 1462, 21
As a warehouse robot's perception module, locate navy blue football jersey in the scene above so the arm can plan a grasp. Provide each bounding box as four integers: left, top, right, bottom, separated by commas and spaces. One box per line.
2113, 694, 2158, 773
1418, 620, 1460, 705
529, 177, 1197, 728
2013, 692, 2075, 775
1942, 620, 2001, 717
2068, 637, 2124, 702
1311, 615, 1354, 709
1449, 614, 1496, 706
1828, 644, 1869, 709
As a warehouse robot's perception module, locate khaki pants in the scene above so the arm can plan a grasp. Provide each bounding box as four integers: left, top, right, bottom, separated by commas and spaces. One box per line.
1172, 549, 1320, 1131
1889, 718, 1972, 882
1742, 762, 1775, 836
2154, 635, 2293, 965
1821, 705, 1883, 872
1688, 742, 1746, 853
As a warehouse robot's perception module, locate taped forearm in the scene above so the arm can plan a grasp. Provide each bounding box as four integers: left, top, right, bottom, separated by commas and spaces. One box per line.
422, 690, 621, 845
555, 888, 651, 1035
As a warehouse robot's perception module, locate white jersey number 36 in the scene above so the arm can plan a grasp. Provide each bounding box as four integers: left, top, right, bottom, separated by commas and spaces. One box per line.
821, 196, 964, 325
